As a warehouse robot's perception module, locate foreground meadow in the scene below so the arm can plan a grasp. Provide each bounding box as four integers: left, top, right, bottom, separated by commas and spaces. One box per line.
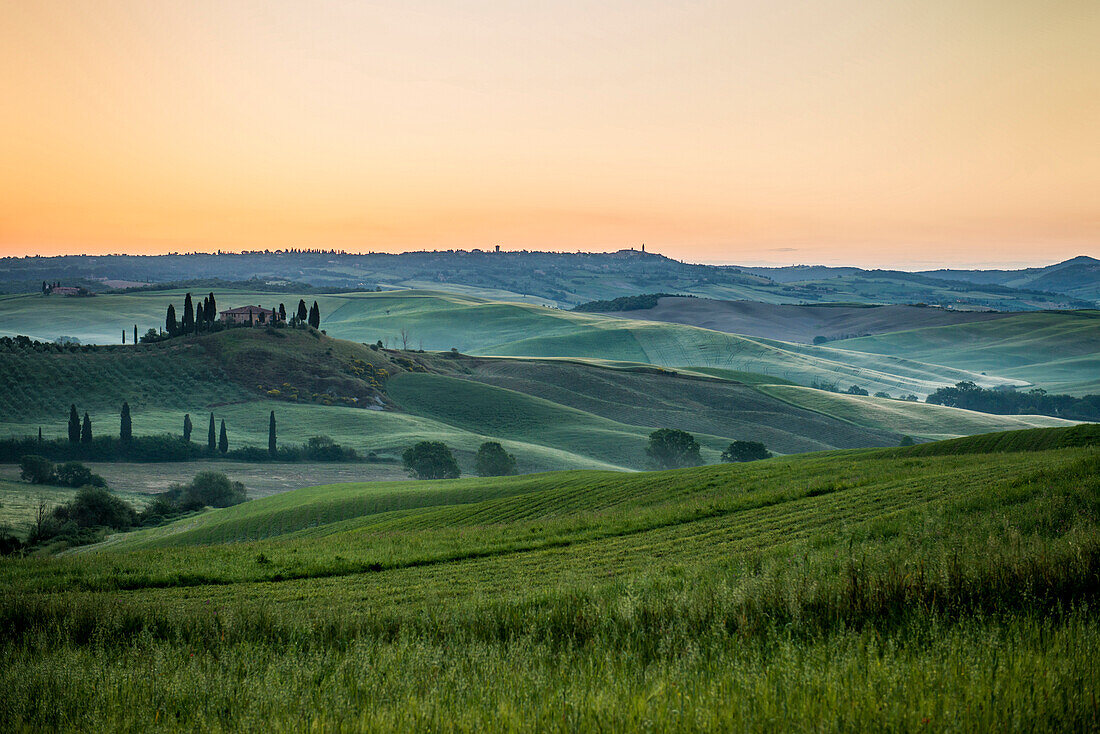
3, 435, 1099, 731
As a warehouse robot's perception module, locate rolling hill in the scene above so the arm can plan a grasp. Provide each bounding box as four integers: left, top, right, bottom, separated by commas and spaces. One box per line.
756, 384, 1077, 441
0, 327, 910, 471
835, 310, 1100, 396
7, 325, 1079, 474
0, 288, 1023, 397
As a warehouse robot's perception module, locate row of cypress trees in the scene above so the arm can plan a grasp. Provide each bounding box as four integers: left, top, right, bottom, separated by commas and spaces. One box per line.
163, 295, 321, 336
165, 292, 219, 337
66, 404, 93, 444
60, 400, 282, 457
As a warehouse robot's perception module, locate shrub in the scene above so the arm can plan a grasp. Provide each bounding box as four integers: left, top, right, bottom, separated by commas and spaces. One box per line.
645, 429, 702, 470
19, 454, 55, 484
475, 441, 517, 477
721, 440, 772, 463
402, 441, 460, 480
845, 385, 870, 396
54, 462, 106, 488
52, 487, 136, 530
181, 471, 247, 509
305, 436, 358, 461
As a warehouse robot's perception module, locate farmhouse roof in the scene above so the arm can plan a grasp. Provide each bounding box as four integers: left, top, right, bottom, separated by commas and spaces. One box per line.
220, 305, 275, 315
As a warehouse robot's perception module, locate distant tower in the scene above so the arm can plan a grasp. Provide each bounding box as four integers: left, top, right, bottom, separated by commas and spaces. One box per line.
641, 244, 645, 253
495, 244, 501, 253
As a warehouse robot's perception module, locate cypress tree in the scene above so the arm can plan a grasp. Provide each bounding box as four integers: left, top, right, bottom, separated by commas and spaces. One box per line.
207, 293, 217, 323
81, 412, 92, 444
218, 420, 228, 454
297, 299, 308, 323
134, 324, 138, 344
166, 304, 178, 336
195, 302, 204, 332
278, 303, 286, 322
182, 293, 194, 331
38, 427, 43, 444
268, 411, 277, 456
208, 413, 216, 452
183, 413, 193, 442
68, 404, 80, 444
120, 402, 132, 443
309, 301, 320, 329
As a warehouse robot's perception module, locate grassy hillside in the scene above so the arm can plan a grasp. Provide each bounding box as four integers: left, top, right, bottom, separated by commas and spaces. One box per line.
3, 439, 1099, 729
836, 310, 1100, 395
11, 318, 1093, 470
387, 373, 733, 467
0, 327, 903, 471
427, 357, 896, 453
894, 422, 1100, 457
758, 384, 1078, 441
321, 290, 1018, 397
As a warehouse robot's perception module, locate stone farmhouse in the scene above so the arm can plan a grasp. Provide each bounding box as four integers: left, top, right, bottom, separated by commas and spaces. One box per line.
219, 305, 282, 326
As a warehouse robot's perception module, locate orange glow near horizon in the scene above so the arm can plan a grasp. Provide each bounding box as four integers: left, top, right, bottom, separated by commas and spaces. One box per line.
1, 1, 1097, 268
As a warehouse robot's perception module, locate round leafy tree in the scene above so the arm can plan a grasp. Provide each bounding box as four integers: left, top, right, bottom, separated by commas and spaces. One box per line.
720, 440, 772, 463
403, 441, 461, 480
475, 441, 517, 477
645, 428, 702, 470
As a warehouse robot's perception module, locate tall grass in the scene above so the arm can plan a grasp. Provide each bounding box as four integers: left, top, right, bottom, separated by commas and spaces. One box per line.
2, 445, 1098, 730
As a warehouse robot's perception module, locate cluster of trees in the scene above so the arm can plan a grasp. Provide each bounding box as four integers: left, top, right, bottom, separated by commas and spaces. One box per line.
573, 293, 692, 312
0, 404, 371, 464
0, 335, 95, 354
20, 486, 139, 549
399, 432, 773, 480
164, 292, 219, 336
809, 381, 918, 401
926, 381, 1100, 421
401, 441, 516, 480
158, 294, 321, 340
19, 456, 106, 488
644, 429, 773, 469
141, 471, 247, 523
3, 470, 249, 555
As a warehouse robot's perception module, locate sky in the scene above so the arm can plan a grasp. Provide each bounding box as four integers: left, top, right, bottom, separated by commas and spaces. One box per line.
1, 1, 1097, 268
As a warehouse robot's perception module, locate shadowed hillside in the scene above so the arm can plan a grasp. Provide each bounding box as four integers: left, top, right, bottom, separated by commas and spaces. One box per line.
586, 296, 1015, 343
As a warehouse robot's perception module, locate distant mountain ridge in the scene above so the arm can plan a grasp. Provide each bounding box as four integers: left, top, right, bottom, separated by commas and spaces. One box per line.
1, 251, 1095, 310
920, 255, 1100, 302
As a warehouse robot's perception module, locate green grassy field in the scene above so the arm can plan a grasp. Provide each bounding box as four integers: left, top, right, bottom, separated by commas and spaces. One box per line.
0, 289, 1020, 397
2, 431, 1098, 730
836, 310, 1100, 395
758, 384, 1077, 440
